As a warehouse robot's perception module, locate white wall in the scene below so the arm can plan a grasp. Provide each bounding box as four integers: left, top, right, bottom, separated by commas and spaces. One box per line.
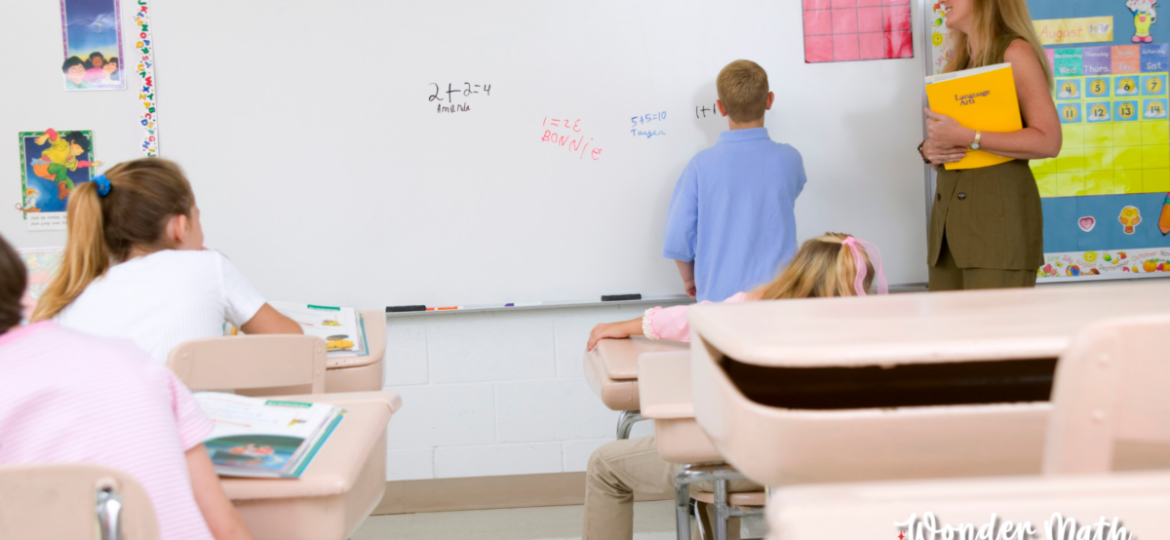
379, 303, 686, 481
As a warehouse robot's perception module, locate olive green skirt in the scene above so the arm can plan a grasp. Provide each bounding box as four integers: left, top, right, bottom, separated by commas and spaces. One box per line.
927, 159, 1044, 271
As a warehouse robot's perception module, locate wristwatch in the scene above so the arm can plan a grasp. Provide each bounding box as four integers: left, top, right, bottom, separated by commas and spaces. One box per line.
917, 142, 930, 164
970, 130, 982, 150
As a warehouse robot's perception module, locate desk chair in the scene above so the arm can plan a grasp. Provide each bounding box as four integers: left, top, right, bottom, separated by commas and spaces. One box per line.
640, 352, 766, 540
167, 334, 327, 396
0, 463, 158, 540
766, 314, 1170, 538
585, 336, 689, 439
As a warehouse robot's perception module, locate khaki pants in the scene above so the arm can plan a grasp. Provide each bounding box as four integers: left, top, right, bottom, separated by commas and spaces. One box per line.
583, 436, 761, 540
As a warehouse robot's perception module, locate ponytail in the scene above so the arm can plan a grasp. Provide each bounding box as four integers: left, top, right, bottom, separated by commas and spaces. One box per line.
30, 158, 194, 322
30, 182, 109, 321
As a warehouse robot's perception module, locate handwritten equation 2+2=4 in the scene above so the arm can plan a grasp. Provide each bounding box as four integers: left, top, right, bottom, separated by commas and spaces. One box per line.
430, 82, 492, 114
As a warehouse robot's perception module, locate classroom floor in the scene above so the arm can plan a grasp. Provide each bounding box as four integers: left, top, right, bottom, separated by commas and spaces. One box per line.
352, 501, 766, 540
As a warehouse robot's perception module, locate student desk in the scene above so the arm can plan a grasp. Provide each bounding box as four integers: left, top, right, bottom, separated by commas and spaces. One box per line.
220, 391, 402, 540
584, 336, 689, 438
324, 310, 386, 392
686, 281, 1170, 487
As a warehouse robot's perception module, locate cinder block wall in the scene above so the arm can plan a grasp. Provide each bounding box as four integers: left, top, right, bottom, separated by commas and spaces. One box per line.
381, 302, 688, 480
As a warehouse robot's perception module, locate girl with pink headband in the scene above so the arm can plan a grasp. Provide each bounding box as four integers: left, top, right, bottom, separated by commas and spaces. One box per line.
587, 232, 886, 349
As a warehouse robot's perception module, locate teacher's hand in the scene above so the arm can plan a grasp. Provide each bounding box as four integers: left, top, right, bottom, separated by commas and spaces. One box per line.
924, 108, 976, 148
922, 138, 967, 165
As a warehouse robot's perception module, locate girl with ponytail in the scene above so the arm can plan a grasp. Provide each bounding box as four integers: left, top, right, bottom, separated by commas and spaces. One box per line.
586, 232, 886, 349
32, 158, 300, 363
581, 233, 887, 540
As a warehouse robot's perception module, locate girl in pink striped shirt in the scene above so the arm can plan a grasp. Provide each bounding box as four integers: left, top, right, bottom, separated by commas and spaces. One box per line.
0, 234, 253, 540
587, 233, 887, 350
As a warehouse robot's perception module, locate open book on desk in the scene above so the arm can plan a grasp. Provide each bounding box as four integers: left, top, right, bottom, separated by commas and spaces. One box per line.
196, 393, 345, 478
225, 302, 369, 357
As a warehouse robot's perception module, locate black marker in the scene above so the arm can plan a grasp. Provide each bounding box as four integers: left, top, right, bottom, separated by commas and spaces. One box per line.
601, 294, 642, 302
387, 305, 427, 313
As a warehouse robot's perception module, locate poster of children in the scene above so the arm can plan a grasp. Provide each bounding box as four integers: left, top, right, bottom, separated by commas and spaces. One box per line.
59, 0, 124, 91
17, 130, 101, 231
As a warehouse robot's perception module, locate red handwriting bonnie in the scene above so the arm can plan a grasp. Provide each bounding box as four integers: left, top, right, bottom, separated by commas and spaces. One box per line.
542, 117, 603, 160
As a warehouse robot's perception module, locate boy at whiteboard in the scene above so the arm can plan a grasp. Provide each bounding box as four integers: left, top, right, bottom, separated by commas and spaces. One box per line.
663, 60, 806, 301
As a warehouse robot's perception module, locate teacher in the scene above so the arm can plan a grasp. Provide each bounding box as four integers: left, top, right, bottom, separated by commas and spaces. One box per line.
919, 0, 1062, 290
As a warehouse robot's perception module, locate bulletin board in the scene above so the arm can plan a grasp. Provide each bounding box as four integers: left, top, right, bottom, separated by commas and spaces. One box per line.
924, 0, 1170, 282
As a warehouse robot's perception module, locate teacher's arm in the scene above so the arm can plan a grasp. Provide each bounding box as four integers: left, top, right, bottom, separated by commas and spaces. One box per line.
924, 39, 1062, 163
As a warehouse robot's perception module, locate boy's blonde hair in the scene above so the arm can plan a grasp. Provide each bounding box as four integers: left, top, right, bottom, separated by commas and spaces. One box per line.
754, 233, 874, 300
944, 0, 1053, 90
716, 60, 770, 123
31, 158, 195, 322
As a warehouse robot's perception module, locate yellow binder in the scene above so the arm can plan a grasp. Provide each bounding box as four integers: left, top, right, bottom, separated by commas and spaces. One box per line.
925, 63, 1023, 170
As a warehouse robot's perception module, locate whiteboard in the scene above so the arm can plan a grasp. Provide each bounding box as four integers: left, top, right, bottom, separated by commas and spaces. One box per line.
5, 0, 932, 308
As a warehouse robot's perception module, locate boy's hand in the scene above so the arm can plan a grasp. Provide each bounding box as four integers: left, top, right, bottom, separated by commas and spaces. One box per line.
674, 260, 696, 299
587, 319, 641, 351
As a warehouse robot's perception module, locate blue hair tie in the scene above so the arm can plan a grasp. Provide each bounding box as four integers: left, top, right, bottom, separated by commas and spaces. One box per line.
93, 174, 111, 197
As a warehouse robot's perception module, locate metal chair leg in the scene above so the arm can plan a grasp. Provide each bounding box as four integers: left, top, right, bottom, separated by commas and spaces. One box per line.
694, 498, 710, 540
675, 467, 695, 540
616, 410, 644, 439
714, 478, 730, 540
675, 464, 751, 540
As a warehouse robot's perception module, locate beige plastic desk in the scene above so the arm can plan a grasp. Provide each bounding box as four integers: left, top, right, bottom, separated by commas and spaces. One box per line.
324, 310, 386, 392
220, 391, 402, 540
767, 471, 1170, 539
686, 281, 1170, 487
638, 351, 721, 465
584, 336, 689, 411
768, 313, 1170, 539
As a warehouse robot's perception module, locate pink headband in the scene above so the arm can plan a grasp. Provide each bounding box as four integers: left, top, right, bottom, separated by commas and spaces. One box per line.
841, 236, 888, 296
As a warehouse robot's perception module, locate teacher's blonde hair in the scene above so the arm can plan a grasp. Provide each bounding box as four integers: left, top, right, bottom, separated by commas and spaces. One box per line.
944, 0, 1054, 90
754, 233, 874, 300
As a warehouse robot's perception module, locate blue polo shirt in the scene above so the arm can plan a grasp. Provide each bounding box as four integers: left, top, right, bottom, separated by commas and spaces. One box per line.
662, 128, 806, 302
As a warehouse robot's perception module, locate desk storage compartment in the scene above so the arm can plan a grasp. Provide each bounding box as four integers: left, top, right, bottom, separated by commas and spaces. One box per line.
691, 335, 1052, 487
723, 356, 1058, 410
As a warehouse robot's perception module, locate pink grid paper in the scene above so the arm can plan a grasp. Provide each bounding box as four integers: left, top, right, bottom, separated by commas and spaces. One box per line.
803, 0, 913, 63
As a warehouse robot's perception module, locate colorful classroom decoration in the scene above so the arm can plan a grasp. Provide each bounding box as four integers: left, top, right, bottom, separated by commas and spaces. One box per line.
17, 129, 99, 231
133, 0, 159, 156
1028, 0, 1170, 281
58, 0, 125, 91
926, 1, 953, 75
803, 0, 913, 63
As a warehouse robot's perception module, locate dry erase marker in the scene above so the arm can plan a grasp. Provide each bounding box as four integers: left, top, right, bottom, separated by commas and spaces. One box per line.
433, 306, 462, 311
387, 305, 427, 313
506, 302, 542, 307
602, 294, 642, 301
